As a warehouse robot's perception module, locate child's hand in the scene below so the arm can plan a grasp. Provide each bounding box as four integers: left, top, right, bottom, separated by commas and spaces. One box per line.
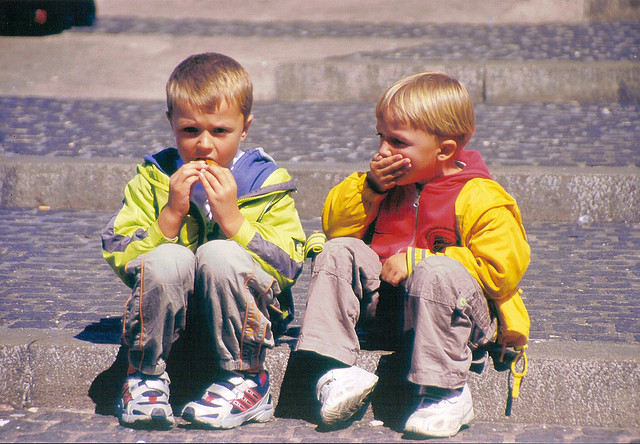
367, 152, 411, 193
199, 163, 245, 238
159, 161, 204, 238
381, 252, 408, 286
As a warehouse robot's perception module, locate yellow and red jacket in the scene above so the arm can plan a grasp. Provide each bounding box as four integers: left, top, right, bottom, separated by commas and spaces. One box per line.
322, 149, 530, 302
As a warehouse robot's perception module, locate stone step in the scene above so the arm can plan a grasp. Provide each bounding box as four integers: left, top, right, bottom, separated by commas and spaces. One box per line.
1, 156, 638, 223
1, 329, 638, 428
0, 210, 638, 429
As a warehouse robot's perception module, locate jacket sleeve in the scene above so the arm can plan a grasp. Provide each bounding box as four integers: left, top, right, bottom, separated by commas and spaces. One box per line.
230, 171, 306, 291
322, 172, 387, 239
444, 178, 530, 300
101, 171, 177, 287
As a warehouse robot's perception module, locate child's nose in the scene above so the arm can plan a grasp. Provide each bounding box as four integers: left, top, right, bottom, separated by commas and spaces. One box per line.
379, 140, 393, 156
198, 131, 215, 150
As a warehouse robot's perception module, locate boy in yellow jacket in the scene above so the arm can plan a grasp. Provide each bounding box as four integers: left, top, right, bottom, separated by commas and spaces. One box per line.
279, 72, 530, 437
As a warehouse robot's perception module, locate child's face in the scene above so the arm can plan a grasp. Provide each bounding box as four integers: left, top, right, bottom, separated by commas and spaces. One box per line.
167, 100, 252, 167
376, 116, 450, 186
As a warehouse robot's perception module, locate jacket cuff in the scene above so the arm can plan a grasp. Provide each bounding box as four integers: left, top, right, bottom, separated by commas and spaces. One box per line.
406, 247, 434, 275
149, 221, 178, 244
230, 218, 256, 247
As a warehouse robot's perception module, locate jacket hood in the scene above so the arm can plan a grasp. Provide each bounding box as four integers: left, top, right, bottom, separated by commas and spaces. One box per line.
441, 149, 491, 183
142, 147, 280, 198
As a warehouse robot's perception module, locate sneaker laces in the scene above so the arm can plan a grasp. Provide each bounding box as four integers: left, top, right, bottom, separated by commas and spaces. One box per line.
417, 387, 463, 408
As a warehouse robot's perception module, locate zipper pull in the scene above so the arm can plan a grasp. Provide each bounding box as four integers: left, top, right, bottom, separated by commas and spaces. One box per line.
413, 184, 423, 207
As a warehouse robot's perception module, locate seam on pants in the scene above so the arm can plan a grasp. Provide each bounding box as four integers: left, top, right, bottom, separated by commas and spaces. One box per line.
240, 260, 274, 372
240, 260, 256, 370
122, 254, 146, 373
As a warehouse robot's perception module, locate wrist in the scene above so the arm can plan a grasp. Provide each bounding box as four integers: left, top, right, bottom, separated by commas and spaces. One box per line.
366, 172, 387, 194
158, 206, 184, 239
219, 212, 245, 238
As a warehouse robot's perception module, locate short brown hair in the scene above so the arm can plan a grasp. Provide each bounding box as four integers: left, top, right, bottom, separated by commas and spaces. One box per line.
376, 72, 475, 148
166, 52, 253, 121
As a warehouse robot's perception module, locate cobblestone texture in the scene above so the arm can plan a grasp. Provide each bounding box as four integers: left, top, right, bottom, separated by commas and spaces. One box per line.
0, 406, 637, 443
1, 14, 639, 442
69, 18, 639, 62
0, 209, 638, 345
1, 97, 639, 167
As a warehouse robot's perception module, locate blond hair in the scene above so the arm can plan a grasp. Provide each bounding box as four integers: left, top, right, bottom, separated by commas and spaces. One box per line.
166, 53, 253, 121
376, 72, 475, 148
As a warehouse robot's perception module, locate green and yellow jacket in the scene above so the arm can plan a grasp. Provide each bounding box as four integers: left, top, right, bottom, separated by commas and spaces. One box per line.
102, 147, 306, 293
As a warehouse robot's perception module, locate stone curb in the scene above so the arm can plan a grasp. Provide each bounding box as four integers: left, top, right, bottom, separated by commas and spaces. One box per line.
1, 156, 639, 223
275, 60, 640, 104
0, 328, 638, 428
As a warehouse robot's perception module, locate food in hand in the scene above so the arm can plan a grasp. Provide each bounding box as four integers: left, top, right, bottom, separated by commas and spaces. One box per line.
192, 159, 219, 166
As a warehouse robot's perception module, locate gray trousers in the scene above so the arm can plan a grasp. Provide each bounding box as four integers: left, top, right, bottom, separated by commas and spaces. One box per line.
295, 237, 495, 389
122, 241, 279, 376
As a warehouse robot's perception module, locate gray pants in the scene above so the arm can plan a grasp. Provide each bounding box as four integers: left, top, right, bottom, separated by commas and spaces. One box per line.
295, 237, 495, 389
123, 241, 279, 376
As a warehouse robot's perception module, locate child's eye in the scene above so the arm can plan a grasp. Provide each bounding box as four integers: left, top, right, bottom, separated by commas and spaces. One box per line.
377, 132, 406, 147
182, 127, 199, 133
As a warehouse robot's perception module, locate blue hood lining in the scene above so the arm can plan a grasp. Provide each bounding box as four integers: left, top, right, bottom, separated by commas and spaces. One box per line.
144, 147, 280, 198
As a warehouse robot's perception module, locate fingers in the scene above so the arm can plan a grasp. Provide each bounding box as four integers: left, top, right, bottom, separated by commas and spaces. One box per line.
199, 162, 233, 192
370, 154, 411, 191
377, 154, 411, 175
380, 253, 408, 286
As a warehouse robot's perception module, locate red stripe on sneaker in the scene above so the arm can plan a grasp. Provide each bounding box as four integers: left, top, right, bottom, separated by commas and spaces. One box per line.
245, 388, 261, 403
231, 399, 249, 412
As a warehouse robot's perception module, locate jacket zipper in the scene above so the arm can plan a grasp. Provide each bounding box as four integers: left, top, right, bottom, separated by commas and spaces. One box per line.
394, 184, 422, 255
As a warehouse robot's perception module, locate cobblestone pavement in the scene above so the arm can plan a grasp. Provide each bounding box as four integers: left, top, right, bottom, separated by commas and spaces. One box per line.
1, 12, 639, 442
1, 97, 639, 167
0, 405, 637, 443
0, 209, 638, 345
69, 18, 639, 62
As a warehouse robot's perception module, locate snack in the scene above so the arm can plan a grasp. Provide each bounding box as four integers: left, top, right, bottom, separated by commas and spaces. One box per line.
192, 159, 219, 166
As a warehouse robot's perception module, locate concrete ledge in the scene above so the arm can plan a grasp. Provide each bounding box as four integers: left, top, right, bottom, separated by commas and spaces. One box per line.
288, 163, 640, 224
275, 60, 640, 104
0, 329, 638, 428
1, 156, 639, 223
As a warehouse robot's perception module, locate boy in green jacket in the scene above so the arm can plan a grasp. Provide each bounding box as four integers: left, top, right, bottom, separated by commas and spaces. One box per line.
101, 52, 305, 429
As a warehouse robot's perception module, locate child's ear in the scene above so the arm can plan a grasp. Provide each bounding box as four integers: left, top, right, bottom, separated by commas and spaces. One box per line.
438, 139, 458, 161
241, 114, 254, 139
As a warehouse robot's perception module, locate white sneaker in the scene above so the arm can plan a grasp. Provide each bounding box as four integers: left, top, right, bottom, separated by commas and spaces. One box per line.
404, 383, 474, 437
118, 371, 175, 428
181, 370, 274, 429
316, 366, 379, 425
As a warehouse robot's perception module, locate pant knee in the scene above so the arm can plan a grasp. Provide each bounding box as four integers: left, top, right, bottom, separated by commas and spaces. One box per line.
406, 255, 478, 303
141, 243, 195, 284
196, 240, 246, 277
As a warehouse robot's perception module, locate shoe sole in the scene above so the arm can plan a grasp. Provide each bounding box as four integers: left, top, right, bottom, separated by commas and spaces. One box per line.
119, 408, 176, 429
404, 407, 474, 438
182, 397, 275, 429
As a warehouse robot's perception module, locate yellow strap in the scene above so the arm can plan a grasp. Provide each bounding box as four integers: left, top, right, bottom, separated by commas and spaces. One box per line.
510, 346, 528, 399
